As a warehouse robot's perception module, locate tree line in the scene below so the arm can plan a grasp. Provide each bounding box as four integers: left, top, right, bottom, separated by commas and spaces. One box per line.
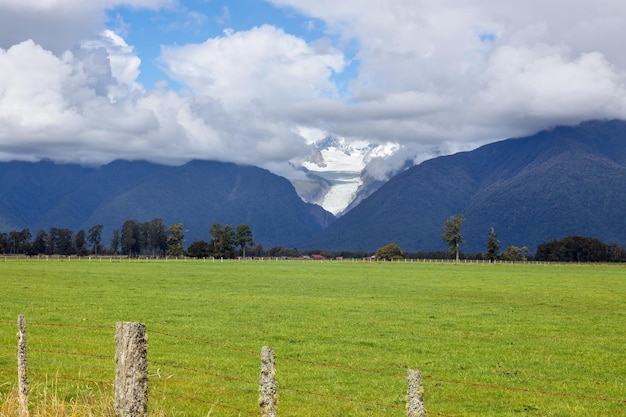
0, 220, 256, 258
436, 214, 625, 262
375, 214, 626, 262
3, 215, 625, 262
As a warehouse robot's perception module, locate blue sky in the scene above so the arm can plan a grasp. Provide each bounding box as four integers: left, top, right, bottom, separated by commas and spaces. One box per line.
105, 1, 356, 92
1, 0, 626, 177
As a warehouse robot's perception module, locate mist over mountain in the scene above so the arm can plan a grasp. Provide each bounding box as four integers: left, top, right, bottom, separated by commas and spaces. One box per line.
0, 159, 334, 248
304, 119, 626, 253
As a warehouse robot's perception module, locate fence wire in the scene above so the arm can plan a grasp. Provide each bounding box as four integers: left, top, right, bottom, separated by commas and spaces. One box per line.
2, 319, 625, 417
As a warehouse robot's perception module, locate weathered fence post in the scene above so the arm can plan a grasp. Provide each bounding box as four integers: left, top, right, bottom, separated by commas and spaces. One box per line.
17, 315, 29, 417
115, 322, 148, 417
407, 368, 427, 417
259, 346, 277, 417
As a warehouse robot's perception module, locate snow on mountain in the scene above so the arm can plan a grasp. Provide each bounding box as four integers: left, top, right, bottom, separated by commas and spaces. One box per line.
294, 135, 400, 216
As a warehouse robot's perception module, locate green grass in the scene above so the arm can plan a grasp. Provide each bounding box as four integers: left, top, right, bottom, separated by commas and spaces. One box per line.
0, 259, 625, 416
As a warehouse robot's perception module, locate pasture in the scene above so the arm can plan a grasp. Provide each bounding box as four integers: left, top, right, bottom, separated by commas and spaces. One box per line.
0, 258, 624, 416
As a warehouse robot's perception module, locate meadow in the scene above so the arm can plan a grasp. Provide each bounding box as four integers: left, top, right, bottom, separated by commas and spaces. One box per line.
0, 258, 624, 416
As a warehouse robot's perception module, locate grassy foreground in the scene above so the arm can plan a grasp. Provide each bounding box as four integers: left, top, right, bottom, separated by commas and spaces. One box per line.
0, 258, 624, 416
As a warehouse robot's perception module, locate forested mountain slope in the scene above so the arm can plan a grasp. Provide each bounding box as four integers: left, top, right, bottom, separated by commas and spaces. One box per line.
305, 120, 626, 252
0, 159, 334, 248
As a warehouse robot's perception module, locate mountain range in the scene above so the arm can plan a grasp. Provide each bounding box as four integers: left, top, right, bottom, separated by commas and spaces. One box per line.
0, 159, 334, 248
305, 119, 626, 252
1, 119, 625, 253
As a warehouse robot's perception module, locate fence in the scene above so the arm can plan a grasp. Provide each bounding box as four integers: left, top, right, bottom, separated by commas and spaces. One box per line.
4, 316, 427, 417
2, 317, 624, 416
0, 254, 600, 266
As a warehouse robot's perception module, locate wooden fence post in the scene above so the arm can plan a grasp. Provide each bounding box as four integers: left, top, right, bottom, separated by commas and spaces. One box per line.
259, 346, 277, 417
115, 322, 148, 417
407, 368, 427, 417
17, 315, 29, 417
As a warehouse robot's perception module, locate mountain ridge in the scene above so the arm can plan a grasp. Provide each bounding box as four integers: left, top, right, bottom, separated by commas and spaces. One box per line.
0, 159, 334, 248
2, 119, 625, 254
304, 119, 626, 252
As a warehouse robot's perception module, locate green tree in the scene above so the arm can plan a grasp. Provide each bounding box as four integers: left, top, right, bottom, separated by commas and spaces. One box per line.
186, 240, 211, 258
87, 224, 103, 255
74, 229, 87, 256
146, 218, 167, 257
442, 214, 464, 263
121, 220, 140, 257
167, 223, 185, 256
235, 224, 254, 258
501, 245, 529, 262
32, 230, 48, 255
0, 232, 8, 254
138, 222, 149, 255
8, 230, 20, 254
609, 243, 626, 262
20, 229, 32, 254
535, 235, 622, 262
57, 228, 74, 255
484, 227, 501, 262
209, 223, 236, 259
8, 229, 31, 254
110, 229, 120, 255
375, 242, 406, 261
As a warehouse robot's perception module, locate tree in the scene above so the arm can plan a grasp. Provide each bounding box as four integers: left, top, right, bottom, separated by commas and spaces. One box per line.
8, 229, 31, 254
209, 223, 235, 259
138, 222, 149, 255
235, 224, 254, 258
535, 235, 624, 262
32, 230, 48, 255
186, 240, 211, 258
56, 229, 74, 255
501, 246, 529, 262
441, 214, 464, 262
74, 229, 87, 256
484, 227, 501, 262
111, 229, 120, 255
87, 224, 103, 255
0, 233, 8, 254
121, 220, 140, 257
249, 242, 264, 257
375, 242, 406, 261
167, 223, 185, 256
146, 218, 167, 257
47, 228, 58, 255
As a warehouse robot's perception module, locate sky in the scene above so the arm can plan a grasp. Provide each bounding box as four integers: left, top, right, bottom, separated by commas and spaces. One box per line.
1, 0, 626, 180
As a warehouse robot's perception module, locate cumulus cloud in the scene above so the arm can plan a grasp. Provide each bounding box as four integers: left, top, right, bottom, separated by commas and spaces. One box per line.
0, 37, 307, 167
1, 0, 626, 180
260, 0, 626, 174
160, 25, 345, 110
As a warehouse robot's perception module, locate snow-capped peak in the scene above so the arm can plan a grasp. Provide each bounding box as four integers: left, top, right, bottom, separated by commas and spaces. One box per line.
294, 135, 400, 215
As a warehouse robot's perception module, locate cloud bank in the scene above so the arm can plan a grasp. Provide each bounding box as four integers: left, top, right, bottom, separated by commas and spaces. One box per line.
1, 0, 626, 177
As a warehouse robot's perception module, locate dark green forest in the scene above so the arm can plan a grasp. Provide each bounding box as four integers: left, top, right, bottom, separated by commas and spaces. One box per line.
2, 220, 624, 262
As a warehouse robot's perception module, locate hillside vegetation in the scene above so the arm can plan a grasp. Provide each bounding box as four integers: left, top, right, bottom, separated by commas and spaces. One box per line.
0, 160, 334, 248
306, 119, 626, 252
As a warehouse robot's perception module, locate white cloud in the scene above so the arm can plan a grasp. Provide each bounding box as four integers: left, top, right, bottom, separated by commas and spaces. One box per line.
265, 0, 626, 153
160, 25, 345, 110
0, 0, 174, 52
1, 0, 626, 185
80, 30, 142, 92
0, 37, 308, 167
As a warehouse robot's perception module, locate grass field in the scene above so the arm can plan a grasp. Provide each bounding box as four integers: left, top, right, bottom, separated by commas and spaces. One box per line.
0, 258, 624, 416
